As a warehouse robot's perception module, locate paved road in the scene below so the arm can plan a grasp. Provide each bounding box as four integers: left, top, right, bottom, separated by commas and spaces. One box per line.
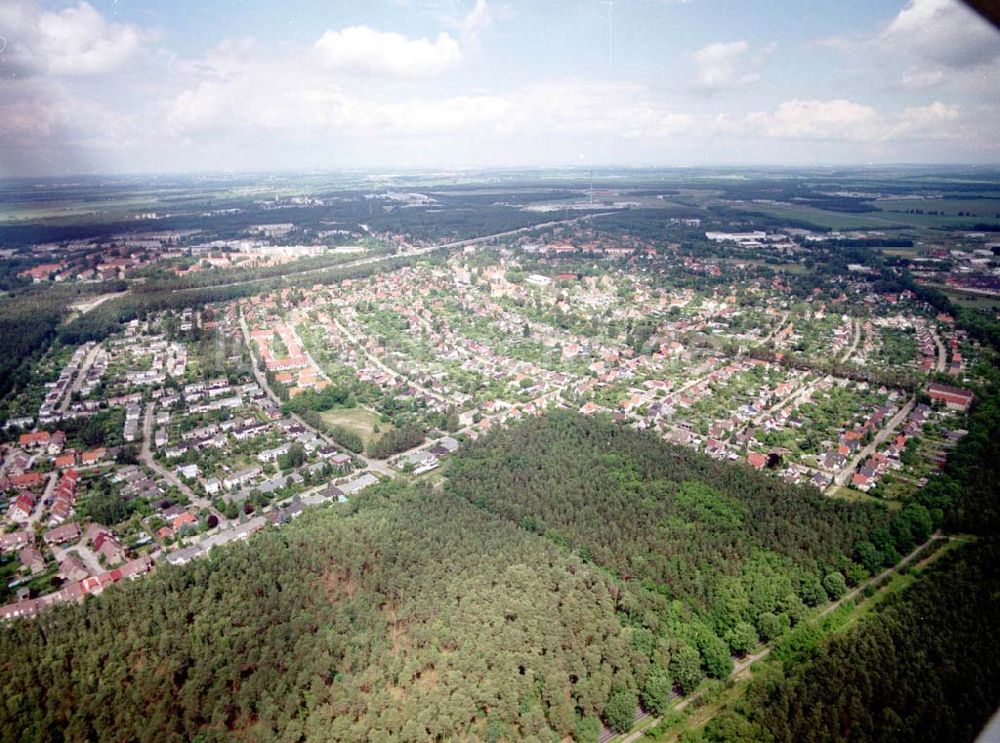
753, 311, 790, 349
59, 343, 101, 413
172, 211, 619, 294
833, 396, 915, 487
840, 318, 862, 364
611, 533, 945, 743
24, 472, 58, 531
140, 405, 224, 519
930, 327, 948, 373
68, 291, 128, 316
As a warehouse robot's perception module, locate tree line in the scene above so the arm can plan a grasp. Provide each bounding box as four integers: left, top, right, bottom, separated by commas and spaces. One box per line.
0, 484, 636, 741
445, 411, 932, 715
692, 539, 1000, 743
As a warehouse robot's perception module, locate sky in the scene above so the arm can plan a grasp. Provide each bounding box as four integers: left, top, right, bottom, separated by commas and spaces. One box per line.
0, 0, 998, 176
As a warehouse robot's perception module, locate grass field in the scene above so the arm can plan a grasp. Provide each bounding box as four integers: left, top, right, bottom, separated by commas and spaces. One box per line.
875, 197, 1000, 218
871, 198, 1000, 228
320, 406, 391, 446
880, 246, 924, 257
727, 202, 908, 230
940, 289, 1000, 311
728, 198, 1000, 231
725, 258, 808, 274
826, 483, 901, 509
0, 196, 169, 223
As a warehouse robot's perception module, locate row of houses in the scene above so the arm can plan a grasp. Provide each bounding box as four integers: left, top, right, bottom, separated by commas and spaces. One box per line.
0, 556, 153, 621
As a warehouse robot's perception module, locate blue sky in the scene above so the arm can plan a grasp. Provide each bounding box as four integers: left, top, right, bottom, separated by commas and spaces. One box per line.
1, 0, 998, 175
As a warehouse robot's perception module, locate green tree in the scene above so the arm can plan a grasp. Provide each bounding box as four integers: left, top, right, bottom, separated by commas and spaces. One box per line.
756, 612, 782, 642
279, 442, 307, 470
699, 633, 733, 679
725, 622, 758, 656
86, 490, 131, 526
329, 426, 363, 453
797, 573, 826, 607
604, 684, 637, 734
822, 572, 847, 600
444, 406, 461, 433
670, 644, 704, 695
900, 503, 933, 544
703, 710, 766, 743
641, 668, 674, 715
573, 715, 601, 743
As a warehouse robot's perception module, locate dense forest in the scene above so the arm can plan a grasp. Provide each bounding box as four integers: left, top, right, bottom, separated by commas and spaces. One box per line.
0, 282, 125, 402
682, 364, 1000, 742
0, 302, 60, 402
694, 539, 1000, 743
0, 412, 934, 742
446, 412, 933, 701
0, 485, 630, 742
913, 382, 1000, 534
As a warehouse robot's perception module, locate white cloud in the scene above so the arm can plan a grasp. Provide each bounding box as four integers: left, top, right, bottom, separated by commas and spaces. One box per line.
10, 75, 989, 172
739, 98, 968, 146
1, 2, 991, 173
899, 68, 946, 89
37, 2, 143, 74
314, 26, 462, 77
882, 0, 1000, 90
744, 99, 882, 141
819, 0, 1000, 91
889, 101, 961, 140
884, 0, 999, 70
0, 1, 148, 76
171, 37, 260, 80
691, 40, 775, 94
160, 52, 976, 154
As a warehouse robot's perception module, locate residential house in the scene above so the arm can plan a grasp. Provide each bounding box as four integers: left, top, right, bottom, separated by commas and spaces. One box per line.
18, 432, 50, 450
926, 382, 974, 411
44, 522, 82, 546
81, 448, 107, 465
19, 546, 45, 574
176, 463, 201, 480
59, 554, 90, 582
328, 473, 379, 500
8, 493, 35, 522
53, 452, 78, 469
223, 466, 262, 491
0, 530, 31, 552
170, 511, 197, 531
94, 532, 125, 566
10, 472, 43, 490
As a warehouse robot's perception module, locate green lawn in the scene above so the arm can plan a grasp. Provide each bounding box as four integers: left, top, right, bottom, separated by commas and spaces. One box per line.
320, 406, 391, 446
939, 289, 1000, 311
875, 197, 1000, 219
727, 203, 908, 230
